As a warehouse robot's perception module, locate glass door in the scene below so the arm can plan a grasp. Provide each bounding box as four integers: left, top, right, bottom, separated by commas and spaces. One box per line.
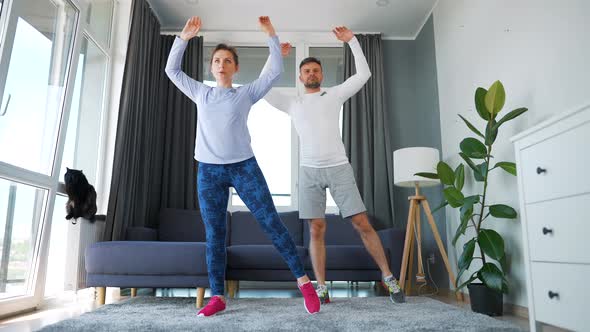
0, 0, 80, 315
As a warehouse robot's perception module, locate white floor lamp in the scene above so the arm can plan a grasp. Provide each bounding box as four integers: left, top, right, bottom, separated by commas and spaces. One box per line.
393, 147, 462, 301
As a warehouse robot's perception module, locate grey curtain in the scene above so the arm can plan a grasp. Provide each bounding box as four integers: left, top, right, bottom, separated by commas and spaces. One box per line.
104, 0, 203, 241
342, 34, 395, 230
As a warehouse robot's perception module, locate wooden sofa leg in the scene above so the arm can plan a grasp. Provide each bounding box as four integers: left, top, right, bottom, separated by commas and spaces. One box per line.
96, 287, 106, 306
227, 280, 239, 299
131, 288, 137, 297
196, 287, 205, 308
227, 280, 234, 298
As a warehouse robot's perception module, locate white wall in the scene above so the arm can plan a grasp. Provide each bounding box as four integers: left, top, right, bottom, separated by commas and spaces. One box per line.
432, 0, 590, 307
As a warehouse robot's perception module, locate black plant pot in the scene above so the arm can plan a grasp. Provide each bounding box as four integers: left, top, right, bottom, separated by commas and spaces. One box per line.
468, 283, 503, 316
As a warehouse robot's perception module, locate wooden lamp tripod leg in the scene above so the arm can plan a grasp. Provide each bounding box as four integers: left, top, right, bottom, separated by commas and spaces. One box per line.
422, 199, 463, 302
399, 199, 417, 292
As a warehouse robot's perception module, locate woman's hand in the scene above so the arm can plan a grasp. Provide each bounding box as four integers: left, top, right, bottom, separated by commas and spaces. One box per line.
180, 16, 201, 41
259, 16, 276, 37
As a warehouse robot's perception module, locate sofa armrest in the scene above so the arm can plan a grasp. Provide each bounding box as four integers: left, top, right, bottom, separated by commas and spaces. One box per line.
377, 228, 406, 277
125, 227, 158, 241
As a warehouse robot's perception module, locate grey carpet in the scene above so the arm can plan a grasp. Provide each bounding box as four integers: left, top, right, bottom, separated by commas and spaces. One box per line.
38, 296, 522, 331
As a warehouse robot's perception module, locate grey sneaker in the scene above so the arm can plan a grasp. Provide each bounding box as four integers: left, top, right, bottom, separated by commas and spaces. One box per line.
316, 284, 331, 304
383, 276, 406, 303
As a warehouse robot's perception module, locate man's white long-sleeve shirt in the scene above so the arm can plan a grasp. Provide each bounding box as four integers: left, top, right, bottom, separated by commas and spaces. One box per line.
262, 36, 371, 168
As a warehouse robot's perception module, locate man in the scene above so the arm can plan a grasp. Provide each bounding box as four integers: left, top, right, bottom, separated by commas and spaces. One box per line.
260, 26, 405, 304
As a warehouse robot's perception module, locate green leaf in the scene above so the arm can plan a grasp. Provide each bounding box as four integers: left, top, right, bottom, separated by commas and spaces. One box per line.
452, 221, 467, 246
415, 172, 439, 180
478, 229, 505, 260
454, 164, 465, 191
452, 207, 473, 246
458, 239, 476, 271
431, 201, 449, 214
502, 278, 510, 294
437, 161, 455, 186
493, 107, 528, 131
494, 162, 517, 176
463, 195, 480, 206
474, 88, 490, 121
485, 120, 498, 145
459, 152, 478, 174
452, 196, 478, 246
473, 162, 488, 182
443, 187, 465, 208
456, 239, 476, 282
460, 201, 475, 220
456, 272, 479, 292
460, 138, 487, 159
458, 114, 485, 139
485, 81, 506, 115
478, 263, 504, 293
489, 204, 518, 219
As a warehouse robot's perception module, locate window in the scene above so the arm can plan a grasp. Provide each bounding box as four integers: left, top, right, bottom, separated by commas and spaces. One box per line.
233, 99, 293, 206
46, 35, 109, 297
0, 179, 47, 299
0, 3, 78, 175
45, 1, 113, 301
84, 0, 113, 48
59, 36, 108, 185
44, 195, 68, 297
0, 0, 114, 314
0, 0, 78, 307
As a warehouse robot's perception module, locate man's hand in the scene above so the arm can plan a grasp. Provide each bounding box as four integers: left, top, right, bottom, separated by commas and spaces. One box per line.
332, 26, 354, 43
180, 16, 201, 41
280, 42, 292, 57
259, 16, 276, 36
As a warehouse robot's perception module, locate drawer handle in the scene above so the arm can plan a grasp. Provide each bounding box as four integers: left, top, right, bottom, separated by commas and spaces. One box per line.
542, 227, 553, 235
536, 167, 547, 174
548, 291, 559, 300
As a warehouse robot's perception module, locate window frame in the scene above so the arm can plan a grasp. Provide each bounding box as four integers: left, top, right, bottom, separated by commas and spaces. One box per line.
0, 0, 115, 315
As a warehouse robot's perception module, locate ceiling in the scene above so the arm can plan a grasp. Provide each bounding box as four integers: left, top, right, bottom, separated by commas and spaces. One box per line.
147, 0, 438, 39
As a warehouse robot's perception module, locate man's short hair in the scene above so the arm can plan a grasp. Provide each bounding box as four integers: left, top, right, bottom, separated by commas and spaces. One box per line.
299, 57, 322, 70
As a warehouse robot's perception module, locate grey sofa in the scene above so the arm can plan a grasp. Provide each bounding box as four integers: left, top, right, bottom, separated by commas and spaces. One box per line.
85, 208, 405, 307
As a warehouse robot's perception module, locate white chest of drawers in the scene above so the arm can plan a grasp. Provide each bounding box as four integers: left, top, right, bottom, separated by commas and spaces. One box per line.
512, 104, 590, 332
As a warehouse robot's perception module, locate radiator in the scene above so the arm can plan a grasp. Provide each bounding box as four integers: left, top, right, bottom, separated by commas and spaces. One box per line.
64, 216, 106, 290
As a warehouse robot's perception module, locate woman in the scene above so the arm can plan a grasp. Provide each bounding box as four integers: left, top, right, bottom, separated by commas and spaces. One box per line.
165, 16, 320, 317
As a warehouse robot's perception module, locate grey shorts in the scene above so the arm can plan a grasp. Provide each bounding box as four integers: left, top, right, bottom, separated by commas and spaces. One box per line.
298, 163, 367, 219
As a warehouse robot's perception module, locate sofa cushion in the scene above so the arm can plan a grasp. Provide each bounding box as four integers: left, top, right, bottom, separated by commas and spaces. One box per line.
227, 245, 307, 270
304, 245, 390, 270
85, 241, 208, 275
158, 208, 227, 243
303, 214, 364, 247
229, 211, 303, 246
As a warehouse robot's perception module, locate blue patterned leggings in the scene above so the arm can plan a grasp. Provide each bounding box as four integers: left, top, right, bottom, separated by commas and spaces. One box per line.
197, 157, 306, 296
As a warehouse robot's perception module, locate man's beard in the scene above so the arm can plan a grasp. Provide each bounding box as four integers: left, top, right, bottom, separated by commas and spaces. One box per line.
304, 81, 320, 89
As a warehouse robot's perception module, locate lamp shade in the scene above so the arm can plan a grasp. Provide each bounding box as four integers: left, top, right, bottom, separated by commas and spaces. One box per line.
393, 147, 440, 188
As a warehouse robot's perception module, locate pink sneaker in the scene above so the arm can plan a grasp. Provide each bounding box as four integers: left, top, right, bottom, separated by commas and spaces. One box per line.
298, 281, 320, 314
197, 296, 226, 317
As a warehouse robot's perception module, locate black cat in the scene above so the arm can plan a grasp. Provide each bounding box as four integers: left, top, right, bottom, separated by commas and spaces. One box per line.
64, 168, 97, 223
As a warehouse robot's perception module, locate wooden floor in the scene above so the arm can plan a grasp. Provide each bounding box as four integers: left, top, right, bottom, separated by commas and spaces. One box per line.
0, 283, 565, 331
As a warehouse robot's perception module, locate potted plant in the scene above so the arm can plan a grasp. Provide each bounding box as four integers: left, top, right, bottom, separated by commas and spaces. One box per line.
416, 80, 527, 316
